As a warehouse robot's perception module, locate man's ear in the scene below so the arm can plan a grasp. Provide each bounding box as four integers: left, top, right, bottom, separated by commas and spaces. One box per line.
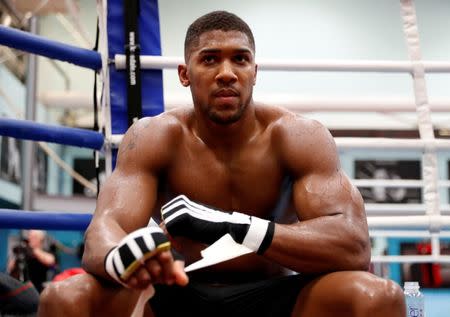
178, 64, 190, 87
253, 64, 258, 85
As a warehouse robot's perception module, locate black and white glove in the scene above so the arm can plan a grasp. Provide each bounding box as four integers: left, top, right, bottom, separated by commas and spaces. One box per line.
104, 227, 171, 284
161, 195, 275, 254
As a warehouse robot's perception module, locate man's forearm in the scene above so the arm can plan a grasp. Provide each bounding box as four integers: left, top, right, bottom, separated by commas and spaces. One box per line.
162, 195, 275, 254
82, 218, 127, 280
265, 215, 370, 273
33, 249, 55, 267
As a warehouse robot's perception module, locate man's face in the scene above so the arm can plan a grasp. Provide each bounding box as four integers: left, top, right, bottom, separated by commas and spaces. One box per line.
27, 230, 44, 248
179, 30, 257, 125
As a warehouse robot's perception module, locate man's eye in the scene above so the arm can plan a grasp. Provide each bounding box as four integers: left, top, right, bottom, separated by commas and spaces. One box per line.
203, 56, 216, 64
234, 55, 248, 63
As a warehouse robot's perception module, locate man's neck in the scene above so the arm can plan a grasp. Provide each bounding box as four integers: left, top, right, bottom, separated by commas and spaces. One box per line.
193, 104, 259, 150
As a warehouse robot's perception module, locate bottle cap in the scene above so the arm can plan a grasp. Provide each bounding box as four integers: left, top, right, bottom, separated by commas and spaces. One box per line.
404, 281, 420, 290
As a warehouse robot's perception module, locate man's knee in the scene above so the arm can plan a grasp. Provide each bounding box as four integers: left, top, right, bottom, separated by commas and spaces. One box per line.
38, 281, 65, 316
294, 271, 406, 316
38, 274, 94, 317
38, 272, 152, 317
354, 274, 405, 313
333, 271, 405, 315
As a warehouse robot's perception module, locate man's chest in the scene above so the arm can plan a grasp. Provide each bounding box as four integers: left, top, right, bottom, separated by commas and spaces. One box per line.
165, 142, 286, 216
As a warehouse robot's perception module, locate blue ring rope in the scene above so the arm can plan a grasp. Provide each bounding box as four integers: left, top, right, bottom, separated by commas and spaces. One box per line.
0, 209, 92, 231
0, 25, 102, 71
0, 118, 104, 150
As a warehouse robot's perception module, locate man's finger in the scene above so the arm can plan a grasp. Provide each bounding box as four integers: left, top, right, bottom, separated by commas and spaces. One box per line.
173, 260, 189, 286
135, 266, 152, 286
127, 276, 138, 289
157, 250, 175, 284
144, 258, 163, 283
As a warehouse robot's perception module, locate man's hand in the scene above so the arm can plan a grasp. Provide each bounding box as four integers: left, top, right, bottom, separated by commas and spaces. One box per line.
161, 195, 275, 254
104, 227, 188, 289
31, 248, 56, 267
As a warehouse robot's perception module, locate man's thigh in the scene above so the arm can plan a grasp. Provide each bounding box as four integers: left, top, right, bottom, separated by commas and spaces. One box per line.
292, 271, 405, 317
39, 273, 149, 317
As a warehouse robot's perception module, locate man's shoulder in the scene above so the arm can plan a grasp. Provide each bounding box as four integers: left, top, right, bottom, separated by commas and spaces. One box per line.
256, 103, 327, 135
117, 109, 191, 162
258, 104, 336, 168
118, 111, 192, 168
140, 108, 189, 126
256, 103, 293, 120
136, 108, 191, 139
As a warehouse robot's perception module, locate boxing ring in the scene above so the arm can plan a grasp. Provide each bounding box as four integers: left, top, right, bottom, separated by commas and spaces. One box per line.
1, 0, 450, 295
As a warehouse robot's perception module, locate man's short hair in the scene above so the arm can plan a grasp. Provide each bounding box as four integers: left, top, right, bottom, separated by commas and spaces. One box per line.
184, 10, 255, 60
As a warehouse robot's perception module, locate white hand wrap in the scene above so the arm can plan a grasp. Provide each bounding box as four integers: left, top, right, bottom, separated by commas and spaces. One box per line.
104, 227, 171, 283
161, 195, 275, 254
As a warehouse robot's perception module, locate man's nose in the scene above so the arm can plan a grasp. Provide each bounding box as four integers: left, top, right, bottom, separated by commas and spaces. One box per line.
215, 61, 238, 84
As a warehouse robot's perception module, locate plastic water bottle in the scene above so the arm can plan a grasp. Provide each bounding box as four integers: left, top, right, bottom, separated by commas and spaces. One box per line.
404, 281, 425, 317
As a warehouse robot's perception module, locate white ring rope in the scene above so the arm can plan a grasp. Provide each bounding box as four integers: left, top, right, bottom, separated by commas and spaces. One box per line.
365, 204, 450, 215
370, 230, 450, 238
366, 205, 450, 218
39, 92, 450, 113
114, 54, 450, 73
368, 215, 450, 232
106, 135, 450, 150
334, 138, 450, 149
354, 179, 450, 189
371, 255, 450, 263
165, 95, 450, 113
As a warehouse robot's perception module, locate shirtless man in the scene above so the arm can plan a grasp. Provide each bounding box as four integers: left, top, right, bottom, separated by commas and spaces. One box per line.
38, 10, 406, 317
8, 230, 56, 293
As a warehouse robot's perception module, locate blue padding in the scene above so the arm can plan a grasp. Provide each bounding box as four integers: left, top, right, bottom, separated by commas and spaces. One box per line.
0, 118, 104, 150
0, 25, 101, 70
0, 210, 92, 231
108, 0, 164, 135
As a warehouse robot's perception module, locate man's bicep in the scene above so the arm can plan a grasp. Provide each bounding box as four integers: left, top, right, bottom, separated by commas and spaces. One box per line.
292, 169, 365, 221
93, 117, 169, 232
93, 167, 159, 233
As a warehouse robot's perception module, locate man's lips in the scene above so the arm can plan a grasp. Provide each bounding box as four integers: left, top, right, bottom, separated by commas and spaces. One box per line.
213, 88, 239, 98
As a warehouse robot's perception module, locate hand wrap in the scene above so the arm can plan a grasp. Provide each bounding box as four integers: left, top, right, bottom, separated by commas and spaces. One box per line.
104, 227, 171, 283
161, 195, 275, 254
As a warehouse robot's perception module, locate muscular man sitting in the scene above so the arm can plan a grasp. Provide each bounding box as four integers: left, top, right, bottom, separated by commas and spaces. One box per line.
38, 10, 406, 317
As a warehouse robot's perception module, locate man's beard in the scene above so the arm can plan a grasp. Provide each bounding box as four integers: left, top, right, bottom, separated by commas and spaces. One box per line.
207, 104, 246, 125
206, 94, 251, 125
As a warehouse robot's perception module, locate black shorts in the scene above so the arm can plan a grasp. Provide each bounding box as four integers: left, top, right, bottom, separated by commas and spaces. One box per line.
150, 274, 314, 317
